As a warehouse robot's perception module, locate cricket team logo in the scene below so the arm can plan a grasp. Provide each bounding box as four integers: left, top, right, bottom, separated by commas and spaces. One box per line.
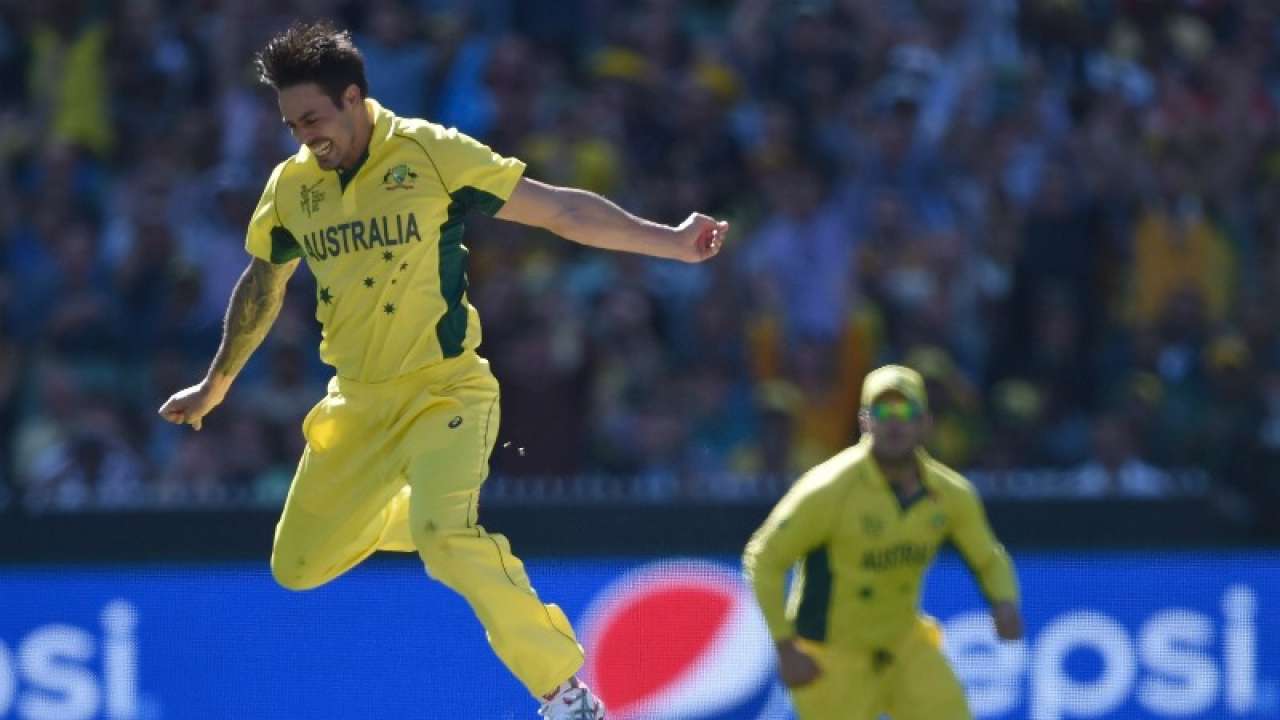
383, 163, 418, 190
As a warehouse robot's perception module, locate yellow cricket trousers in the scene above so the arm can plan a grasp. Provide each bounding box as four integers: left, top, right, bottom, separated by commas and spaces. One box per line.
789, 616, 971, 720
269, 352, 585, 698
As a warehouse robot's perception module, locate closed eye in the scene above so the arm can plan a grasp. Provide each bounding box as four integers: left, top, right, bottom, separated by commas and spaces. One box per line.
282, 114, 319, 131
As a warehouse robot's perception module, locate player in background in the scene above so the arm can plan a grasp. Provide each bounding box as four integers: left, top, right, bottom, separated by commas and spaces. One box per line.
743, 365, 1023, 719
158, 21, 727, 720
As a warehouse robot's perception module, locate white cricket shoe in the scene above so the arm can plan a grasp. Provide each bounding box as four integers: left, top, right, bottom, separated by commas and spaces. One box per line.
538, 683, 606, 719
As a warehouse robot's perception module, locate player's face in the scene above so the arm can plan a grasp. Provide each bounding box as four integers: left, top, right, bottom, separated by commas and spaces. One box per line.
863, 393, 928, 461
279, 83, 362, 171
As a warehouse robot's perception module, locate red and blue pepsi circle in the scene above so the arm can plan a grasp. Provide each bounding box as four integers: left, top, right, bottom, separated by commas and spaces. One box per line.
578, 559, 790, 719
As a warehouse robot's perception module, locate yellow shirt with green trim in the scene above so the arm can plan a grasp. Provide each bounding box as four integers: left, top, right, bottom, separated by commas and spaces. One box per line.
244, 98, 525, 383
743, 438, 1019, 650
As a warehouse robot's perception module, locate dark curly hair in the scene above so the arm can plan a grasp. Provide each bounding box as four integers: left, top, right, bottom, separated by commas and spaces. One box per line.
254, 20, 368, 107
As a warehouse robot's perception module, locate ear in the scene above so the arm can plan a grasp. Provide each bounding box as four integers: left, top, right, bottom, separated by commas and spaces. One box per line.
343, 84, 361, 107
858, 408, 871, 435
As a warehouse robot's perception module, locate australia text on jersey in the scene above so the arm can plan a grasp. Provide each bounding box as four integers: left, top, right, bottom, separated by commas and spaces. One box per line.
300, 212, 422, 261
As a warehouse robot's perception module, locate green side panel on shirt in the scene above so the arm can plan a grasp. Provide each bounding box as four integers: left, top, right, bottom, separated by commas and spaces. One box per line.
795, 545, 834, 642
436, 186, 505, 357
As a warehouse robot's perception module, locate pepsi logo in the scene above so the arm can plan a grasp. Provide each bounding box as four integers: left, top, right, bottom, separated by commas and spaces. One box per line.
579, 559, 780, 719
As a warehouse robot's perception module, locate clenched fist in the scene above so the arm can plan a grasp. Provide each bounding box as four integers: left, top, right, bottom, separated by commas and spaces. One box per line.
158, 379, 228, 431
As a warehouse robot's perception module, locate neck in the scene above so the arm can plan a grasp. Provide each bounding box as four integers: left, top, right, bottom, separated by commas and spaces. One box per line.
340, 103, 373, 170
873, 448, 919, 490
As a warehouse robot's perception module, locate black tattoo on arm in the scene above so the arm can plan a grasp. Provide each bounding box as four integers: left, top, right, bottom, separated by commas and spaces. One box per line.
210, 258, 298, 380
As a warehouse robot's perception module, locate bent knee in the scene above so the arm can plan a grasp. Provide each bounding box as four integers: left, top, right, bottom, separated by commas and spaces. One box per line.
410, 516, 458, 551
270, 551, 328, 591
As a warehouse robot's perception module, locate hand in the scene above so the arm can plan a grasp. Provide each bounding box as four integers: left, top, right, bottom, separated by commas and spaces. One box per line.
673, 213, 729, 263
992, 601, 1024, 641
776, 638, 822, 688
158, 378, 228, 431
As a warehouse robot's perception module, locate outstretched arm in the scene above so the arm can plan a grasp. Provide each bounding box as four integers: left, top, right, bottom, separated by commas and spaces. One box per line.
496, 177, 728, 263
158, 257, 299, 430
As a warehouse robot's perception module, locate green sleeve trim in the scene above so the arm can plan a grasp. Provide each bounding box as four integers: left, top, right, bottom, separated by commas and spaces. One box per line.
269, 226, 304, 263
462, 186, 506, 216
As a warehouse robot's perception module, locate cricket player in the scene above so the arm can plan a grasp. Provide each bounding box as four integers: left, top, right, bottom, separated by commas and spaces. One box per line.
158, 21, 727, 719
743, 365, 1023, 719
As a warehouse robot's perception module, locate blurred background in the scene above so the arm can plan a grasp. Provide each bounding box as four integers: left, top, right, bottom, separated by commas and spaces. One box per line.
0, 1, 1278, 719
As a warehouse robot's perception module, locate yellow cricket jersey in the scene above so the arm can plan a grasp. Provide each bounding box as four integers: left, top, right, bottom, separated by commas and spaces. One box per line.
744, 438, 1018, 650
245, 98, 525, 383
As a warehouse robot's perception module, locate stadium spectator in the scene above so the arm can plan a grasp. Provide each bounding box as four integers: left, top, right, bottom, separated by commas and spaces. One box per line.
0, 1, 1277, 537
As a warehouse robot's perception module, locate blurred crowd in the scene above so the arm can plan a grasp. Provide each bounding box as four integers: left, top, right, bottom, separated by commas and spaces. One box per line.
2, 0, 1279, 529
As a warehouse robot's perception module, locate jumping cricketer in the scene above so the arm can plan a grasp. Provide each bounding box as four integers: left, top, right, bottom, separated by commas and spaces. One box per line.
158, 20, 728, 720
743, 365, 1023, 720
